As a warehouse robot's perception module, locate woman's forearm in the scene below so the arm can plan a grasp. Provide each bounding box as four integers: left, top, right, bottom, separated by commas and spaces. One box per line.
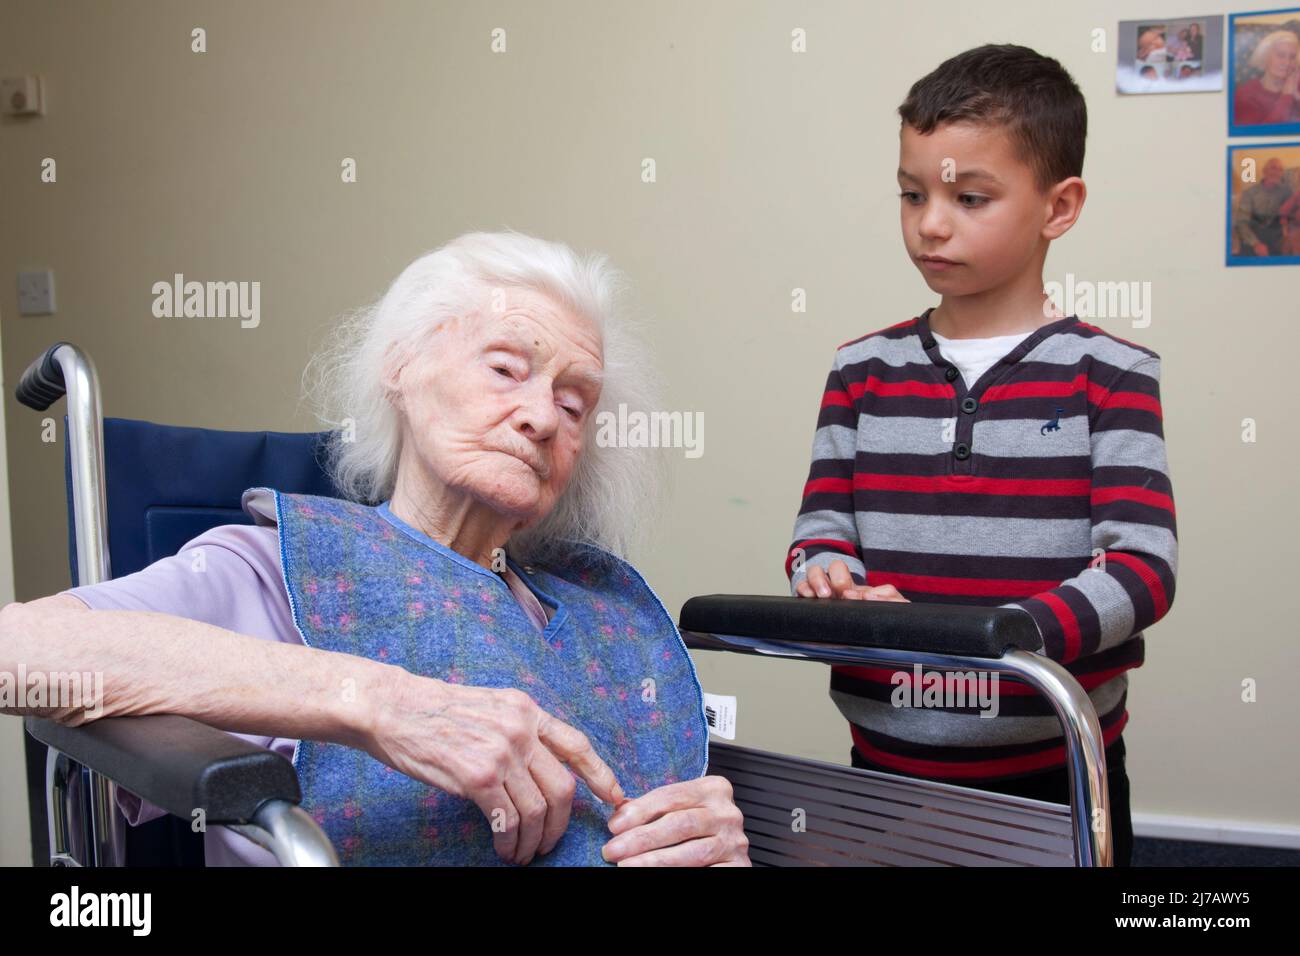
0, 598, 394, 751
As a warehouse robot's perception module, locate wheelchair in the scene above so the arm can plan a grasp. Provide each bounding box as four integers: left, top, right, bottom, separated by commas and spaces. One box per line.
13, 341, 1113, 866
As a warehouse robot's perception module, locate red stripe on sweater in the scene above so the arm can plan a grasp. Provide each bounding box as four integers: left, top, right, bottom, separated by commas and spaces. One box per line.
850, 713, 1127, 779
1093, 485, 1175, 513
864, 571, 1059, 597
981, 373, 1160, 422
848, 376, 954, 400
1104, 551, 1170, 618
983, 374, 1089, 402
786, 538, 858, 576
1101, 390, 1162, 418
853, 474, 1091, 496
1039, 590, 1083, 661
802, 477, 853, 497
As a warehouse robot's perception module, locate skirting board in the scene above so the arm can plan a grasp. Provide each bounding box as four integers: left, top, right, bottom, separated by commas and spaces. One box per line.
1133, 813, 1300, 850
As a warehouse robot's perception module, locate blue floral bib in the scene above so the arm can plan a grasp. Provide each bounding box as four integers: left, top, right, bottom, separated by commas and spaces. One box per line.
246, 487, 708, 866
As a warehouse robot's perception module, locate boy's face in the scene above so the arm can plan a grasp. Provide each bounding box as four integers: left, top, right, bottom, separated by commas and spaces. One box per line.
897, 120, 1057, 298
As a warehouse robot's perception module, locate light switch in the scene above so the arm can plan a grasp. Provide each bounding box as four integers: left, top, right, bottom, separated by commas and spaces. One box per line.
18, 270, 55, 315
1, 76, 44, 116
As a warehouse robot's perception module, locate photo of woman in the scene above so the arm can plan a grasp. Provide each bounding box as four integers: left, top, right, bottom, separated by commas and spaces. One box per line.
1229, 8, 1300, 133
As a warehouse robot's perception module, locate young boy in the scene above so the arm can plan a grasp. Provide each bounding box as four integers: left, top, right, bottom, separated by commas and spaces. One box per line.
786, 45, 1177, 867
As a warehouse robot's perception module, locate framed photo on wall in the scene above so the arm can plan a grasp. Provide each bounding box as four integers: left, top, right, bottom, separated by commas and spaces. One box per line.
1226, 141, 1300, 265
1117, 15, 1224, 93
1228, 7, 1300, 134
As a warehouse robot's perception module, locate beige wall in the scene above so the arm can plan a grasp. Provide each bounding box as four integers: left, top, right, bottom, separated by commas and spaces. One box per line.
1, 0, 1296, 849
0, 320, 29, 865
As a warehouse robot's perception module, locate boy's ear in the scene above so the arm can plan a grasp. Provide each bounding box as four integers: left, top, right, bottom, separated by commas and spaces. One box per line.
1042, 177, 1086, 240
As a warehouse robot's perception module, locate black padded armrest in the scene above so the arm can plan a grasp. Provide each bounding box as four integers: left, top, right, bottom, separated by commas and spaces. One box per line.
26, 714, 301, 825
679, 594, 1042, 659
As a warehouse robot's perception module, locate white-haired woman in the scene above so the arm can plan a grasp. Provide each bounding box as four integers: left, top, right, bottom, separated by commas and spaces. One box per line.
2, 230, 749, 867
1235, 29, 1300, 126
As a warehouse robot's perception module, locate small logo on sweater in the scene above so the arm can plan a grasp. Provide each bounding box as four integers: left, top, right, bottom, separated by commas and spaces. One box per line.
1040, 407, 1066, 435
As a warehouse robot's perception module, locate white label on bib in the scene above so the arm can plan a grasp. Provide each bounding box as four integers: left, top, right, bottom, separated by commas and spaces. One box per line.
702, 692, 737, 740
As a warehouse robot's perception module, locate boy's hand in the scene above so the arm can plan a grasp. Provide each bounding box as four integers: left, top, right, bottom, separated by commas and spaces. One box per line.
794, 560, 909, 602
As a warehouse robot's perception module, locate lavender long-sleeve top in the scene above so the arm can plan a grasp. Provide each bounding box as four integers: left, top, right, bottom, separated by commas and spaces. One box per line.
60, 489, 552, 866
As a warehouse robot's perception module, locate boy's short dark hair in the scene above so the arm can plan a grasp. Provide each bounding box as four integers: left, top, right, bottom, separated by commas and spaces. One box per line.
898, 44, 1087, 193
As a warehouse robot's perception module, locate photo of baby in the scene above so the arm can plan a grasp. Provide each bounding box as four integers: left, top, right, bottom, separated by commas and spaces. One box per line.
1118, 14, 1223, 94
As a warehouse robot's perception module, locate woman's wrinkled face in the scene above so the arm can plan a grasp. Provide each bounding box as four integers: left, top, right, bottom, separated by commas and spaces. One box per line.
388, 287, 604, 529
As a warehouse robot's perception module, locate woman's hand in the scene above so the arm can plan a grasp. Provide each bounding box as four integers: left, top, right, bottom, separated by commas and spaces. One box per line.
366, 672, 625, 865
794, 560, 910, 602
600, 776, 750, 866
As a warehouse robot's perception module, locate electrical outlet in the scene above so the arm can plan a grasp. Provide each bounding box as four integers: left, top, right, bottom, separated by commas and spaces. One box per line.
18, 270, 55, 315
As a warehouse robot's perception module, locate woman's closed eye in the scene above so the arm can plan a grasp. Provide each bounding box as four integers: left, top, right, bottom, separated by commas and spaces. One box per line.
494, 367, 583, 420
489, 356, 527, 381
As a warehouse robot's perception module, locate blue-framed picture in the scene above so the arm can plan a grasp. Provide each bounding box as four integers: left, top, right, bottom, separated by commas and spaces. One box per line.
1228, 7, 1300, 135
1226, 141, 1300, 265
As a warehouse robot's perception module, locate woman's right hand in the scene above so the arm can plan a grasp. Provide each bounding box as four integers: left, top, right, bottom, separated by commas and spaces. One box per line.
365, 673, 625, 865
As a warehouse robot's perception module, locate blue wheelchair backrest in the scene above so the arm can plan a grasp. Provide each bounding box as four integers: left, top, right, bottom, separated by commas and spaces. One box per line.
64, 416, 341, 585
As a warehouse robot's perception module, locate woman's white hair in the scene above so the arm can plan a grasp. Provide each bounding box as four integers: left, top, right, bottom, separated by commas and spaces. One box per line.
1250, 29, 1300, 70
300, 229, 666, 565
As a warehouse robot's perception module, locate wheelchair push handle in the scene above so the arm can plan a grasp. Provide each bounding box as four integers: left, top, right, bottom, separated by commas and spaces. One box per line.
15, 340, 75, 410
679, 594, 1042, 659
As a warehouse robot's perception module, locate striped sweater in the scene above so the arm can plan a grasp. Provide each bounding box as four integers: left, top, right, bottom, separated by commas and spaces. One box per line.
786, 307, 1177, 782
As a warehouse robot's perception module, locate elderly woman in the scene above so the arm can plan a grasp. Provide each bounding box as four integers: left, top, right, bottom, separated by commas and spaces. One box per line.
1, 231, 749, 867
1234, 29, 1300, 127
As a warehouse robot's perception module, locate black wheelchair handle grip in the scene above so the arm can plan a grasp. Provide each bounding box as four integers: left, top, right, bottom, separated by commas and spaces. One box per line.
679, 594, 1043, 659
15, 341, 73, 411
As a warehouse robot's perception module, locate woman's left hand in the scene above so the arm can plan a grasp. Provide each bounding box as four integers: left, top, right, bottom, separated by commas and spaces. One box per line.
601, 775, 750, 866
